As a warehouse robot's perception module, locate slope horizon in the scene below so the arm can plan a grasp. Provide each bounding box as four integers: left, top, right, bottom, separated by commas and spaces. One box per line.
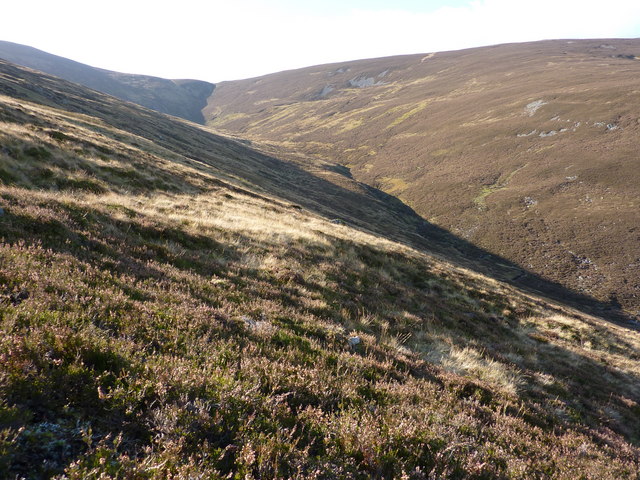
2, 36, 640, 83
4, 0, 640, 82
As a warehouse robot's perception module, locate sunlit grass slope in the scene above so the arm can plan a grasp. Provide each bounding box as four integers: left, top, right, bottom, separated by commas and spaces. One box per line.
1, 60, 640, 479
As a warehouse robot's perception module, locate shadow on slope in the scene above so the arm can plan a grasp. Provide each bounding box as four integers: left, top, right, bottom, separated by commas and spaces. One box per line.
203, 39, 640, 316
3, 61, 640, 477
1, 191, 639, 466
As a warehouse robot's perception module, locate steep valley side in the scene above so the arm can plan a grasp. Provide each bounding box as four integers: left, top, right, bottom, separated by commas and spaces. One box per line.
204, 39, 640, 316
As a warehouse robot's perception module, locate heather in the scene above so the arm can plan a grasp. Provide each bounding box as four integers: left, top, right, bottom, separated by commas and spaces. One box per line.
1, 60, 639, 479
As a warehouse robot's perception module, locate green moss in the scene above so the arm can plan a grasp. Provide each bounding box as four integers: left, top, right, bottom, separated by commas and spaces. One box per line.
55, 177, 107, 194
49, 131, 71, 142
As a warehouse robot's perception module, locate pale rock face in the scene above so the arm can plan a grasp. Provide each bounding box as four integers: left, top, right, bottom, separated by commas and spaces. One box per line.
524, 99, 547, 116
319, 85, 334, 97
348, 76, 385, 88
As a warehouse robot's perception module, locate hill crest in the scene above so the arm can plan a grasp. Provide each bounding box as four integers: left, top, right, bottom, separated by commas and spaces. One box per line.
0, 40, 215, 123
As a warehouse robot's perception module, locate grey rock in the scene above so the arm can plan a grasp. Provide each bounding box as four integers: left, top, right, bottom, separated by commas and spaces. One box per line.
348, 76, 384, 88
241, 316, 257, 328
319, 85, 334, 97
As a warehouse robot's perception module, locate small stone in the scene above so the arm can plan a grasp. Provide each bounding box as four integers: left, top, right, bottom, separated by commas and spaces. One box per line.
241, 316, 257, 328
348, 336, 361, 347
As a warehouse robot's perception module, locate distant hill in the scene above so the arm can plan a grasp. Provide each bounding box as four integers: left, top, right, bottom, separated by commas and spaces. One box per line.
0, 40, 214, 123
204, 39, 640, 315
2, 57, 640, 479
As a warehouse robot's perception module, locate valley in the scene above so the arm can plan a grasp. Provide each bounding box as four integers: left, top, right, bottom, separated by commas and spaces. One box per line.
1, 40, 640, 478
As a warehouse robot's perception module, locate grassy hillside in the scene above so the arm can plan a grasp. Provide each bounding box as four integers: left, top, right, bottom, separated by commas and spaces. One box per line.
1, 60, 640, 479
204, 39, 640, 316
0, 41, 214, 124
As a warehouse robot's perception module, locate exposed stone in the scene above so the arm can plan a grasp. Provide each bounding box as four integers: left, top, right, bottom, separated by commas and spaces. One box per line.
241, 315, 257, 328
348, 76, 384, 88
319, 85, 334, 98
524, 99, 546, 116
539, 130, 557, 137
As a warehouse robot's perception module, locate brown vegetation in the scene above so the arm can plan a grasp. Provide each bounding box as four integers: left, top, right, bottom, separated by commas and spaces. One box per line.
204, 39, 640, 316
1, 60, 640, 478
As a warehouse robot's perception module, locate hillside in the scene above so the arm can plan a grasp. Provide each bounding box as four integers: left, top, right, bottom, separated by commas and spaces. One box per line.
204, 39, 640, 316
2, 60, 640, 478
0, 41, 214, 124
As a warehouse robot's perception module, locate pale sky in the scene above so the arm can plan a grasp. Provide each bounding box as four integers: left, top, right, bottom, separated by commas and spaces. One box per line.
3, 0, 640, 82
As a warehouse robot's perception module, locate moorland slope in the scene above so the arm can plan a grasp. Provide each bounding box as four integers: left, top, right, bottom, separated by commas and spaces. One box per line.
204, 39, 640, 315
1, 58, 640, 479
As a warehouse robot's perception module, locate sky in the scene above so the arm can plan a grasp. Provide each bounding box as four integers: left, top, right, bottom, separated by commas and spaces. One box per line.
3, 0, 640, 82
